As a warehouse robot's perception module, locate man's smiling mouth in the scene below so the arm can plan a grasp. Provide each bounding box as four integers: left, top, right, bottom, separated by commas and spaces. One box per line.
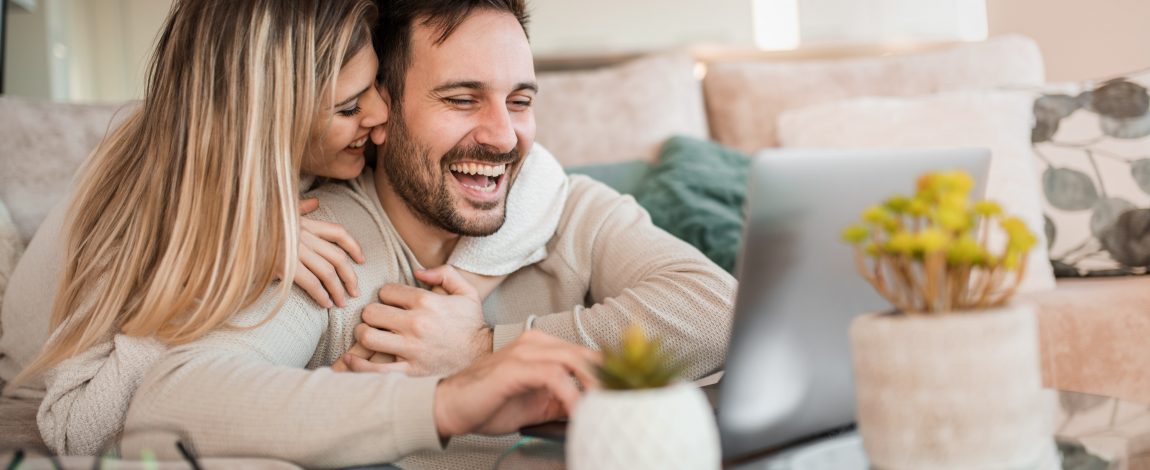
448, 162, 508, 193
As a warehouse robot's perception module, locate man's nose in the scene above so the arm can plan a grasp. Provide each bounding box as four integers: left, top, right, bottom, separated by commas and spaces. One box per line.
473, 105, 517, 154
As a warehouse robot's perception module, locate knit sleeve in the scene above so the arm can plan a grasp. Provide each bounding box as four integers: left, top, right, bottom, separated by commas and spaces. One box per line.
122, 287, 444, 468
448, 144, 568, 276
492, 177, 736, 380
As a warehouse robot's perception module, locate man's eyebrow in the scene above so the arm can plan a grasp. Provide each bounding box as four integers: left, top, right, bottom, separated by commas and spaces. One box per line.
335, 86, 370, 108
431, 81, 539, 94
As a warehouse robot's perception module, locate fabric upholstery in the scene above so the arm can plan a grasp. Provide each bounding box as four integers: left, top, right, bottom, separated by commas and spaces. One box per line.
1030, 71, 1150, 277
535, 52, 709, 166
0, 97, 135, 244
703, 35, 1045, 154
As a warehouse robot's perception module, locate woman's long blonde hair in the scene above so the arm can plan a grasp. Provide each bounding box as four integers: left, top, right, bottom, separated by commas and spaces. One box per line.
14, 0, 376, 385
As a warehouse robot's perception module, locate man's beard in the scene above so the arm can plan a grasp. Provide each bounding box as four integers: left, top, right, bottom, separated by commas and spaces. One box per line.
379, 115, 519, 237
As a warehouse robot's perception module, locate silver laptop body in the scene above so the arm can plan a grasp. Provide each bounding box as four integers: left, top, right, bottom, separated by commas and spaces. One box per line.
719, 148, 992, 460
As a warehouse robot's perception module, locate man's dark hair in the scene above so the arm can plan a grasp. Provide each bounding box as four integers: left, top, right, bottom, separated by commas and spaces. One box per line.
373, 0, 529, 113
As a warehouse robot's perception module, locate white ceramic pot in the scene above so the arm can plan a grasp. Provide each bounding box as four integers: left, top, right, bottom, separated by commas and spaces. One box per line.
567, 382, 720, 470
850, 302, 1059, 470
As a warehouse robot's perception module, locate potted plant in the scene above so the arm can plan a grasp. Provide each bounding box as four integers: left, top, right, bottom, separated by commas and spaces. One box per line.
567, 325, 720, 470
842, 170, 1059, 469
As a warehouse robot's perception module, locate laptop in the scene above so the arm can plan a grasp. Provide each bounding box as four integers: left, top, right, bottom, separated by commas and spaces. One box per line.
718, 147, 990, 460
523, 148, 992, 462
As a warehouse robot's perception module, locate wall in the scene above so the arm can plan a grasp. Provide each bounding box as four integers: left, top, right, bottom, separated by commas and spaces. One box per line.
4, 0, 51, 99
987, 0, 1150, 82
528, 0, 756, 56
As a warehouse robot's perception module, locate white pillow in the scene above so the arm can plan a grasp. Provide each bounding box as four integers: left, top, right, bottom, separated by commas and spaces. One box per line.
778, 90, 1055, 293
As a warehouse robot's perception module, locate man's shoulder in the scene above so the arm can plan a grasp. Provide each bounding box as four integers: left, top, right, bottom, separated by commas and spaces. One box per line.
302, 172, 380, 225
558, 174, 646, 229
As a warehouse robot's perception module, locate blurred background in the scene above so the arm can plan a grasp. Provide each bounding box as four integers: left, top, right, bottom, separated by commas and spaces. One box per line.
2, 0, 1149, 102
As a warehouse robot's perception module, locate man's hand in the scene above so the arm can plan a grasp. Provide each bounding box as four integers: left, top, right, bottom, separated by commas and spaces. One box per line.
433, 330, 601, 437
281, 198, 366, 308
346, 265, 491, 375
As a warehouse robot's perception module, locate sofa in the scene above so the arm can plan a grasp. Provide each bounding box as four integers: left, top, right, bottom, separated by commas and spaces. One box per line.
3, 34, 1150, 465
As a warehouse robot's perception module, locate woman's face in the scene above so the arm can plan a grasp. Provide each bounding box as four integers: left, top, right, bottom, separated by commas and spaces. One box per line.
305, 46, 388, 179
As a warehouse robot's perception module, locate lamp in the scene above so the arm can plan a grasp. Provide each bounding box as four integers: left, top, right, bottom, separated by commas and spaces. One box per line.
753, 0, 988, 51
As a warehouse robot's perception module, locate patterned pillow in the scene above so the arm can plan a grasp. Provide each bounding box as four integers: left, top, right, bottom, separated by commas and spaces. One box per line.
1032, 71, 1150, 277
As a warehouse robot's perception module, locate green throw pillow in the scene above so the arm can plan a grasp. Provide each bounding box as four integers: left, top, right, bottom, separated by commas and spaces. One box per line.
565, 160, 652, 196
633, 136, 751, 273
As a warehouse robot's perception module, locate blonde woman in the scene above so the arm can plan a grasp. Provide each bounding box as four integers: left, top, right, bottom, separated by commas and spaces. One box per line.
1, 0, 579, 457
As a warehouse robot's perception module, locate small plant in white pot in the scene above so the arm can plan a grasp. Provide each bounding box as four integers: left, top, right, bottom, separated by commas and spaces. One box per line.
567, 325, 720, 470
842, 171, 1059, 470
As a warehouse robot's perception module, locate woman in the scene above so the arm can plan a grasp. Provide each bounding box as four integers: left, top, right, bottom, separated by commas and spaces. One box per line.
4, 0, 566, 455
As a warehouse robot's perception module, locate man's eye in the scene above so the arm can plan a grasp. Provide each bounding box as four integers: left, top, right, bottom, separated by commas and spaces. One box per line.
337, 106, 362, 117
445, 98, 477, 107
509, 99, 533, 109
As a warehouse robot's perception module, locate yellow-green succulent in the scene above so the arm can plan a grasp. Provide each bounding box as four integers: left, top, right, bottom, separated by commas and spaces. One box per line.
597, 324, 684, 390
843, 169, 1037, 313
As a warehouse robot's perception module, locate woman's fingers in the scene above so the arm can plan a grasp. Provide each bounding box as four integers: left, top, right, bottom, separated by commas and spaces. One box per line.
301, 218, 366, 264
298, 197, 320, 215
300, 247, 348, 307
308, 234, 361, 298
292, 260, 333, 308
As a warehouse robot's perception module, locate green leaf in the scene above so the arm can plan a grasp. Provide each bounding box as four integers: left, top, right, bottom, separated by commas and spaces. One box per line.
1132, 160, 1150, 195
1044, 214, 1056, 250
1092, 79, 1149, 119
1032, 94, 1080, 143
1100, 113, 1150, 139
1044, 168, 1100, 211
1099, 208, 1150, 267
1090, 198, 1136, 238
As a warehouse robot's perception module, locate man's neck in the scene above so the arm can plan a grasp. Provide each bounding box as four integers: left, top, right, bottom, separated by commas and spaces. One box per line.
373, 168, 461, 268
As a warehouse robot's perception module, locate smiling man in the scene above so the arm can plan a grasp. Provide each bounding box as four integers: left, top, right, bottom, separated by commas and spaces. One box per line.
330, 0, 736, 383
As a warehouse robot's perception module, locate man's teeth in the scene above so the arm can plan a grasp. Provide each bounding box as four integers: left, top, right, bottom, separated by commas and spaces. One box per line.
348, 136, 368, 149
448, 163, 507, 177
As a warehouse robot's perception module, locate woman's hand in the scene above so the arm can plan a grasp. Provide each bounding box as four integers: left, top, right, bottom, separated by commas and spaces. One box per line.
289, 198, 366, 308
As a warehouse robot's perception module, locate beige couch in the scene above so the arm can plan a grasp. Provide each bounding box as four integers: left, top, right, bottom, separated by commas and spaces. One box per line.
2, 34, 1150, 464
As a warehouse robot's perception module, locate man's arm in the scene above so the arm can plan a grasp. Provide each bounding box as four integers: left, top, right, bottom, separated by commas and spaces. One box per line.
493, 176, 737, 381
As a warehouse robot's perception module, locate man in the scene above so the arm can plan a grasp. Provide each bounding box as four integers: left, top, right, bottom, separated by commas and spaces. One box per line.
122, 1, 734, 467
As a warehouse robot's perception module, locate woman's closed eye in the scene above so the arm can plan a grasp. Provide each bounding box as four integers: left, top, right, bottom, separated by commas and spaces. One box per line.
337, 105, 362, 117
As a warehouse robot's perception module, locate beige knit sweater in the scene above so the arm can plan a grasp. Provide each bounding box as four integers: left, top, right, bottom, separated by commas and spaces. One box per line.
121, 173, 735, 469
1, 145, 565, 455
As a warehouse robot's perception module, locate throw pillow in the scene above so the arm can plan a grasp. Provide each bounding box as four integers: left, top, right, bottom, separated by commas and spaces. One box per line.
565, 160, 652, 196
1030, 71, 1150, 277
0, 199, 26, 342
777, 90, 1056, 293
703, 35, 1046, 154
0, 97, 135, 244
633, 136, 751, 273
535, 52, 709, 167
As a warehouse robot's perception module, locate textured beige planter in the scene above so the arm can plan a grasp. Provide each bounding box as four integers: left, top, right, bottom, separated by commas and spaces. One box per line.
850, 303, 1059, 469
567, 383, 720, 470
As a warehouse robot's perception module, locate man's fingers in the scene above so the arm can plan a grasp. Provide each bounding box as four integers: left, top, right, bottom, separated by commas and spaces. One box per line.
298, 197, 320, 215
377, 283, 426, 309
301, 218, 366, 264
309, 235, 361, 298
415, 266, 480, 302
300, 248, 347, 307
354, 323, 411, 357
361, 303, 410, 332
293, 261, 333, 308
345, 354, 409, 374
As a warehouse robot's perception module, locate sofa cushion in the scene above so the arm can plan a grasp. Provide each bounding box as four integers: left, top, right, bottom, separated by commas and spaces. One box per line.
777, 90, 1055, 293
0, 199, 24, 340
0, 97, 136, 244
1030, 71, 1150, 277
703, 34, 1045, 154
535, 52, 709, 167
